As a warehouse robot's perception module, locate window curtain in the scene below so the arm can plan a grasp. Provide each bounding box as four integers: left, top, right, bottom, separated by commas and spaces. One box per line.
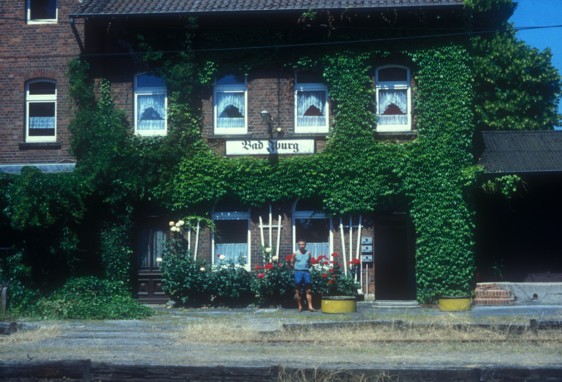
297, 91, 325, 127
29, 102, 55, 130
215, 243, 248, 265
217, 92, 245, 128
29, 116, 55, 129
295, 242, 330, 259
151, 230, 166, 269
139, 229, 166, 270
137, 94, 165, 131
378, 89, 408, 125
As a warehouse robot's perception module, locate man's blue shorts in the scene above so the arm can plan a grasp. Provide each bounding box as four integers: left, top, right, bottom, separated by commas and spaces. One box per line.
294, 270, 311, 287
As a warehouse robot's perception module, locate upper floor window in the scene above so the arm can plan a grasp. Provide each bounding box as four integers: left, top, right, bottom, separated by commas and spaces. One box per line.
375, 66, 411, 132
134, 74, 167, 136
26, 79, 56, 142
27, 0, 57, 24
214, 75, 247, 135
295, 83, 329, 134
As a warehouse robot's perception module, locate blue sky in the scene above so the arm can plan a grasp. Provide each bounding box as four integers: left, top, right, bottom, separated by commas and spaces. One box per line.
510, 0, 562, 119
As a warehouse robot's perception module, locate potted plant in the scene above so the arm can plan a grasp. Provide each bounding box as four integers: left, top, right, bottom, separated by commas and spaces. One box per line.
437, 288, 473, 312
311, 253, 359, 313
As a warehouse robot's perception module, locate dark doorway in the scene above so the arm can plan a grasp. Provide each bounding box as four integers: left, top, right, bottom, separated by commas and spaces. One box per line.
474, 174, 562, 282
374, 214, 416, 300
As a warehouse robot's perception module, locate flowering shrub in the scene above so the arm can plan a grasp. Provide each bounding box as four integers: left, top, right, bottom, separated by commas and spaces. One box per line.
161, 221, 210, 306
251, 250, 294, 307
311, 253, 358, 296
207, 255, 253, 307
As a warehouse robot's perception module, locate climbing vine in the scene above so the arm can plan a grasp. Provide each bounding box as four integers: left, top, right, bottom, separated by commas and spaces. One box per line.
2, 0, 559, 305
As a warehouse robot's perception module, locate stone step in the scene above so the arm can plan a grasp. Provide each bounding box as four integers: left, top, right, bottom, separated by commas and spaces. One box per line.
474, 297, 515, 306
474, 283, 515, 306
474, 288, 513, 298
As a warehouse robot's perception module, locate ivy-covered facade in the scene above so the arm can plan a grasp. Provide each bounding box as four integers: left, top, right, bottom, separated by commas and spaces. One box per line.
1, 0, 560, 306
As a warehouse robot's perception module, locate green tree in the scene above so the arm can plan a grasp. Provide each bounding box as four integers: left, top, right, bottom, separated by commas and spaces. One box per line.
469, 0, 562, 131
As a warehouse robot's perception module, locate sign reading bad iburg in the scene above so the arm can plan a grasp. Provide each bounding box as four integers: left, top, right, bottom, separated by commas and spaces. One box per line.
226, 139, 315, 156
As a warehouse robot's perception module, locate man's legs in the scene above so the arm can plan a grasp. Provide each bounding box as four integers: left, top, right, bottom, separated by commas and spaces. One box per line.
305, 286, 315, 312
295, 286, 303, 312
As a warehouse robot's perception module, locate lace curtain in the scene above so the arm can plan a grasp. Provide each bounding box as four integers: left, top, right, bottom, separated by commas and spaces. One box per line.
378, 89, 408, 125
29, 102, 55, 130
215, 243, 248, 265
297, 91, 326, 127
137, 94, 166, 131
216, 92, 245, 128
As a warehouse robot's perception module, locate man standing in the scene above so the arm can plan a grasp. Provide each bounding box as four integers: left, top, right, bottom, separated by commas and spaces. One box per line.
291, 240, 316, 312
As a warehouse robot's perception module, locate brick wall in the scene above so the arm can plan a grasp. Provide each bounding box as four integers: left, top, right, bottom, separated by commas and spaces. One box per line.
0, 0, 83, 166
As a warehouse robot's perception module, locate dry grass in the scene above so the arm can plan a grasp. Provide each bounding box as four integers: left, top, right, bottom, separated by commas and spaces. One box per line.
178, 317, 562, 347
0, 324, 61, 345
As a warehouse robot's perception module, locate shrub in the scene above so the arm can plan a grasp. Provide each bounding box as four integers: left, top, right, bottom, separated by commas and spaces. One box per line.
31, 276, 153, 319
310, 253, 358, 297
207, 261, 254, 307
251, 254, 295, 307
160, 237, 209, 306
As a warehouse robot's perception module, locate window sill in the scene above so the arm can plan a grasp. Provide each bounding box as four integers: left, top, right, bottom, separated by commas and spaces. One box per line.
19, 142, 61, 150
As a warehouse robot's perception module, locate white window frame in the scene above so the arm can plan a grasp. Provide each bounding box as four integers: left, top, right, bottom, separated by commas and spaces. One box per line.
213, 76, 248, 135
134, 73, 168, 136
375, 65, 411, 132
294, 83, 329, 134
27, 0, 58, 24
211, 210, 251, 270
26, 79, 57, 143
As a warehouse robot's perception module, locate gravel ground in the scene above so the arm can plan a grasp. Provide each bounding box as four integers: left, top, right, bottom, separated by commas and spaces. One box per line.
1, 303, 561, 370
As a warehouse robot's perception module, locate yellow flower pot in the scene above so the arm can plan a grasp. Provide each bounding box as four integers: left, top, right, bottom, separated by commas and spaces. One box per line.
321, 296, 357, 314
437, 296, 472, 312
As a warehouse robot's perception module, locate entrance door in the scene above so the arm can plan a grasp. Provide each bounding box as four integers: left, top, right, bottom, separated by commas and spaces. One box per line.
374, 215, 416, 300
137, 225, 168, 304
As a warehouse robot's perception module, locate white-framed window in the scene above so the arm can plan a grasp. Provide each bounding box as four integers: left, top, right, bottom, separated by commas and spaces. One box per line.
292, 199, 333, 258
375, 66, 411, 132
214, 75, 247, 135
26, 79, 56, 142
294, 83, 329, 134
27, 0, 57, 24
212, 204, 251, 269
134, 73, 167, 136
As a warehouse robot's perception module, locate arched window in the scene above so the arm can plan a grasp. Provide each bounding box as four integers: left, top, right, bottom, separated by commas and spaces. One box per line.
27, 0, 57, 23
134, 73, 167, 136
212, 200, 251, 268
214, 75, 247, 135
292, 199, 333, 258
26, 79, 56, 142
295, 83, 329, 134
375, 66, 411, 132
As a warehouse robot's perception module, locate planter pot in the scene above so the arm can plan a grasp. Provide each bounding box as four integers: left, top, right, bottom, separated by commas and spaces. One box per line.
321, 296, 357, 314
437, 296, 472, 312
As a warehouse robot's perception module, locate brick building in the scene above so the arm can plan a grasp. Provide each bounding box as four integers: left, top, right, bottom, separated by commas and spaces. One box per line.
3, 0, 492, 305
0, 0, 83, 173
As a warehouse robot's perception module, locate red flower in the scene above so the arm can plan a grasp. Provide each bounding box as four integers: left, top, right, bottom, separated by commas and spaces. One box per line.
322, 273, 328, 278
264, 263, 274, 270
328, 280, 334, 285
285, 254, 293, 262
350, 258, 361, 266
255, 265, 262, 270
331, 252, 338, 257
329, 268, 334, 273
311, 257, 319, 264
257, 273, 265, 279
